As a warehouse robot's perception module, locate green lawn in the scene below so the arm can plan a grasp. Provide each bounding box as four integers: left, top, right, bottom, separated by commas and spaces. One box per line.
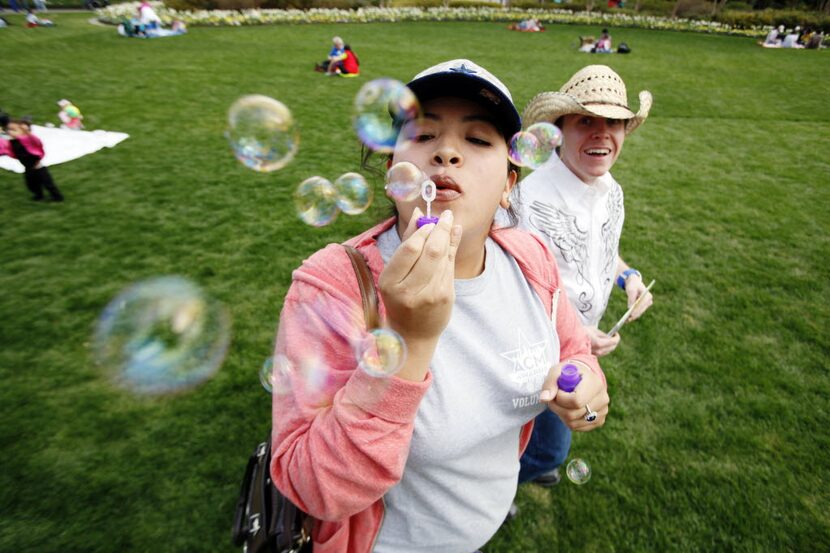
1, 13, 828, 553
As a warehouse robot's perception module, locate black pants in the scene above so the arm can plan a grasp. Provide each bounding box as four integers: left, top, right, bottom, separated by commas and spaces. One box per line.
25, 166, 64, 200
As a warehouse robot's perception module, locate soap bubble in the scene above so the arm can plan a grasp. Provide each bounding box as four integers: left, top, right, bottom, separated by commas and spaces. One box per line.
353, 78, 420, 153
566, 458, 592, 485
508, 131, 540, 168
259, 356, 276, 393
260, 355, 293, 395
508, 122, 562, 170
385, 161, 425, 202
355, 328, 407, 378
527, 122, 562, 151
226, 94, 299, 172
94, 276, 231, 395
334, 172, 373, 215
294, 176, 340, 227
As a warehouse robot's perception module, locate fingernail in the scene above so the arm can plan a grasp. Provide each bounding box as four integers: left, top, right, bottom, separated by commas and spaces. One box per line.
441, 209, 453, 222
540, 390, 553, 402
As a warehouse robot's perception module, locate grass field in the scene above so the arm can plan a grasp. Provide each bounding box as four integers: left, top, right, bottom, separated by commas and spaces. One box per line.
1, 12, 829, 553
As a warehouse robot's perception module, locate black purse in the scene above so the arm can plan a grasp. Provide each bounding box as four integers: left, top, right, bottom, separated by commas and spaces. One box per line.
232, 434, 312, 553
232, 245, 378, 553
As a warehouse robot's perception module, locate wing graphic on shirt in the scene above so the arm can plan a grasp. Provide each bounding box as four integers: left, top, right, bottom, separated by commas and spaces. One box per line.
528, 200, 594, 315
600, 185, 624, 278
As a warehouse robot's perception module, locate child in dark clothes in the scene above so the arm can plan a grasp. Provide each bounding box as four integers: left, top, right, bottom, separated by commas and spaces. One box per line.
0, 118, 64, 202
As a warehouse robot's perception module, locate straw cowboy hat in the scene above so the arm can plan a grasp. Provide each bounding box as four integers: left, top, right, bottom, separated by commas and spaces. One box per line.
522, 65, 652, 135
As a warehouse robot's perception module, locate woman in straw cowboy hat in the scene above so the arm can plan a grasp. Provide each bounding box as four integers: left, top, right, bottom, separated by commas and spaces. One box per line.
508, 64, 654, 493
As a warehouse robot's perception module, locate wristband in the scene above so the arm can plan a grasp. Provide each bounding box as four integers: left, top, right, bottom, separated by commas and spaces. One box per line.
616, 269, 641, 290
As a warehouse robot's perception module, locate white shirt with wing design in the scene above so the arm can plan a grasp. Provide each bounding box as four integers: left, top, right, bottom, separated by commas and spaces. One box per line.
511, 154, 625, 327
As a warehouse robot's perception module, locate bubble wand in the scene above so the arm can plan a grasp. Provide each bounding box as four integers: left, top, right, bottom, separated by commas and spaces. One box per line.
416, 179, 440, 228
606, 279, 656, 336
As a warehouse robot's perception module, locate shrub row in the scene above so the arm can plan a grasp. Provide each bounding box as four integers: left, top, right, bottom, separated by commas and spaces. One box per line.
99, 1, 830, 36
715, 8, 830, 31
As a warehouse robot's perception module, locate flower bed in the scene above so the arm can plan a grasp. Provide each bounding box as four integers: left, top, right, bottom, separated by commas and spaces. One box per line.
97, 2, 770, 38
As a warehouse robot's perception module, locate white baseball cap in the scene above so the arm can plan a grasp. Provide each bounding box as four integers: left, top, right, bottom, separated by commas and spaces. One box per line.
406, 59, 521, 138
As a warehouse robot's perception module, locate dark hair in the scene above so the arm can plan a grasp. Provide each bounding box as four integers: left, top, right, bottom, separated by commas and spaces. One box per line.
0, 111, 9, 129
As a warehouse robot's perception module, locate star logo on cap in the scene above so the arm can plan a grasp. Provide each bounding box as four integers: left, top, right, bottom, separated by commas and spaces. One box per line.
450, 63, 477, 75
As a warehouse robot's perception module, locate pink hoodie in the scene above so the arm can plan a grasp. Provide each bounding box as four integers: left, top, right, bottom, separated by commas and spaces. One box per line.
271, 217, 602, 552
0, 134, 45, 161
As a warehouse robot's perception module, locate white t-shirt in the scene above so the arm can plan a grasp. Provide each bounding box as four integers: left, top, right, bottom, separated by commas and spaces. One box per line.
506, 154, 624, 327
372, 228, 560, 552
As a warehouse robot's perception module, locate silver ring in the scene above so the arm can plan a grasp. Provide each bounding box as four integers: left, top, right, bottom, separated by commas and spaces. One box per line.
584, 404, 598, 423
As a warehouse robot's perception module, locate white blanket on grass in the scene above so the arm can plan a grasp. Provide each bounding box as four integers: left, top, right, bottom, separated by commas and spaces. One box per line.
0, 125, 129, 174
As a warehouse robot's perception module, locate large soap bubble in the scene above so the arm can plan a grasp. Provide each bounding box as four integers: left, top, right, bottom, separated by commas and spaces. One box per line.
94, 276, 231, 395
385, 161, 426, 202
294, 176, 340, 227
226, 94, 299, 172
334, 172, 373, 215
353, 78, 420, 153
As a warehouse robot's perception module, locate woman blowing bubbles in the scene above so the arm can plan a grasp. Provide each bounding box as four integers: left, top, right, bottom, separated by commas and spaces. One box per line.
270, 59, 610, 552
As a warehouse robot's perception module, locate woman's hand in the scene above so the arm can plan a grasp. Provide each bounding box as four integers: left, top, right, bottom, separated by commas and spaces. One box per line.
623, 274, 653, 321
540, 362, 609, 432
378, 209, 462, 379
584, 325, 620, 357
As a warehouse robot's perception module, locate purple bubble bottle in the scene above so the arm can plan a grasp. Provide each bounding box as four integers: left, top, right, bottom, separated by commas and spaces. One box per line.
557, 363, 582, 392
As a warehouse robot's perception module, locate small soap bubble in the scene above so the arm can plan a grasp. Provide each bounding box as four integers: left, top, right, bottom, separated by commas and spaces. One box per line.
94, 276, 231, 395
259, 357, 276, 393
508, 131, 541, 168
356, 328, 407, 378
508, 122, 562, 169
527, 122, 562, 151
334, 172, 373, 215
385, 161, 425, 202
294, 176, 340, 227
226, 94, 299, 172
566, 458, 592, 485
261, 355, 293, 395
353, 78, 420, 153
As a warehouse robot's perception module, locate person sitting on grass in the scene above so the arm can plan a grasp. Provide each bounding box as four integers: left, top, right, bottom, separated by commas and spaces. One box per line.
510, 18, 544, 32
57, 99, 84, 130
781, 27, 803, 48
138, 0, 161, 30
315, 35, 346, 73
593, 28, 612, 53
764, 25, 783, 46
805, 30, 824, 49
0, 118, 64, 202
500, 64, 653, 501
25, 9, 54, 27
329, 44, 360, 76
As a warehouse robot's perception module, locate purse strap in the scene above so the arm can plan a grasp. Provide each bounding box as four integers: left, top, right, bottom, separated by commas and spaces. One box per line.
343, 245, 379, 330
